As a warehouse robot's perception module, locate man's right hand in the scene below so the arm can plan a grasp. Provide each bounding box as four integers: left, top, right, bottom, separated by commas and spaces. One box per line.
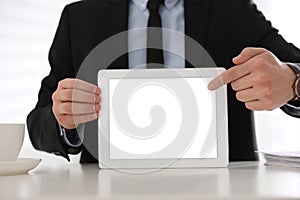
52, 78, 101, 130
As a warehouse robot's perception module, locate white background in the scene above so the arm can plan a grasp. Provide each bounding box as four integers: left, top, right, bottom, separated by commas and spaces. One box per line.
0, 0, 299, 164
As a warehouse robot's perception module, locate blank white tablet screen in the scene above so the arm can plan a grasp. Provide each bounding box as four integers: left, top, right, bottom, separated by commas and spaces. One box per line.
108, 78, 217, 160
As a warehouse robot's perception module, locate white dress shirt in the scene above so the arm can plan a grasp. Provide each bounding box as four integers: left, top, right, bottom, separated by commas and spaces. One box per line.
128, 0, 185, 68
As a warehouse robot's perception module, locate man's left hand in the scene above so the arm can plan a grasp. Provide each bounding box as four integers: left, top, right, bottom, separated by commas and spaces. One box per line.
208, 47, 297, 111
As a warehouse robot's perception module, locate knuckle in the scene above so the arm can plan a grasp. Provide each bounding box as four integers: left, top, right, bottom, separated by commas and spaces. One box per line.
263, 50, 273, 58
58, 80, 64, 89
58, 78, 73, 88
259, 47, 267, 52
52, 104, 57, 115
256, 70, 272, 83
242, 47, 251, 55
254, 58, 266, 68
52, 91, 57, 101
262, 86, 272, 99
257, 72, 268, 82
52, 102, 58, 112
64, 78, 73, 83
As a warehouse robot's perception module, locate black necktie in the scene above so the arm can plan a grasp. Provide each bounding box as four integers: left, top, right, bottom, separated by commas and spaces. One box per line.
147, 0, 164, 68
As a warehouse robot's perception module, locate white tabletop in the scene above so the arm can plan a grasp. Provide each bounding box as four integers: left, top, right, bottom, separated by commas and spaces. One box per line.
1, 161, 300, 200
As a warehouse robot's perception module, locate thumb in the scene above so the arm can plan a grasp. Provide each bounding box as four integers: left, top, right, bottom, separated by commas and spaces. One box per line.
233, 47, 266, 64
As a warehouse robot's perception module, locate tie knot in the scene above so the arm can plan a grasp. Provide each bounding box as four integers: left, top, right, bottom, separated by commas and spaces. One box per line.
147, 0, 165, 12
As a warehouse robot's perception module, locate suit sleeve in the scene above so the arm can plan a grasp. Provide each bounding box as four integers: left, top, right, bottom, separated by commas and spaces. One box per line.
27, 5, 81, 161
244, 0, 300, 118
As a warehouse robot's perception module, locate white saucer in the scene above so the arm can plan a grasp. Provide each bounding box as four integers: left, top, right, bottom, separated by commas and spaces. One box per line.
0, 158, 41, 176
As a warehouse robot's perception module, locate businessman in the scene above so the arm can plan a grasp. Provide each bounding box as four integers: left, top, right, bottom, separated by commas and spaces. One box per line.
27, 0, 300, 163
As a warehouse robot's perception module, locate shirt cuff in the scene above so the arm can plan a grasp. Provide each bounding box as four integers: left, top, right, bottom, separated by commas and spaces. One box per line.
59, 124, 84, 147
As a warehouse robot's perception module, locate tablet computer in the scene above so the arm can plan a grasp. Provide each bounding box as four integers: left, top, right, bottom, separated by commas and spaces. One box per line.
98, 68, 228, 169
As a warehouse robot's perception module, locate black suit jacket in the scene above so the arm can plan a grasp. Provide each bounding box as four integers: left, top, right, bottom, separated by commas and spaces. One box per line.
27, 0, 300, 163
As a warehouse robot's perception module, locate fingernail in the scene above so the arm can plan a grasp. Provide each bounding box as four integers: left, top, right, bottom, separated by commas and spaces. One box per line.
208, 82, 215, 90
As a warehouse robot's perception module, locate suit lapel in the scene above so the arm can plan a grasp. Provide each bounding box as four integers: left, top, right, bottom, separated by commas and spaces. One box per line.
107, 0, 129, 69
184, 0, 212, 68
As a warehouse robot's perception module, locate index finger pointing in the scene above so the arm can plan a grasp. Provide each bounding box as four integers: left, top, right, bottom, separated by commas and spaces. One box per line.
208, 74, 226, 90
59, 78, 101, 94
208, 65, 251, 90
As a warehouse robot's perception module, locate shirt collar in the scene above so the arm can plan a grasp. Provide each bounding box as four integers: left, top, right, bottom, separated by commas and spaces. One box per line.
131, 0, 180, 12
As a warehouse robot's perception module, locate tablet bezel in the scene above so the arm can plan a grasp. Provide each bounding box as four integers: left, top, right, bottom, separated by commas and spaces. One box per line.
98, 68, 228, 169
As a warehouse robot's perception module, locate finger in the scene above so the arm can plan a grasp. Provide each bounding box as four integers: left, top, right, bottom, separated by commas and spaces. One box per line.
73, 113, 99, 125
57, 102, 101, 115
235, 88, 258, 103
59, 78, 101, 94
55, 89, 101, 104
233, 47, 266, 65
58, 113, 98, 129
208, 64, 251, 90
231, 74, 254, 91
245, 100, 265, 111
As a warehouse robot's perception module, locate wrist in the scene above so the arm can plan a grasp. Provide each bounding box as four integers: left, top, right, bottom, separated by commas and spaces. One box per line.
286, 63, 300, 101
292, 74, 300, 101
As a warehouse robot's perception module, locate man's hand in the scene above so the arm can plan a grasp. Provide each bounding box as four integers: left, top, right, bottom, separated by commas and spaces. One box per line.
52, 78, 101, 129
208, 48, 297, 111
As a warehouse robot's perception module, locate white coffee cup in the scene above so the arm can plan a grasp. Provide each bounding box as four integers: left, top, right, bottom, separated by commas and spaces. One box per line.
0, 124, 25, 161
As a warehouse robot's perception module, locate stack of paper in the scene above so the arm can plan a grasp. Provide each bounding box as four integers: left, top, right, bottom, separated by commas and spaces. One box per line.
259, 151, 300, 168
